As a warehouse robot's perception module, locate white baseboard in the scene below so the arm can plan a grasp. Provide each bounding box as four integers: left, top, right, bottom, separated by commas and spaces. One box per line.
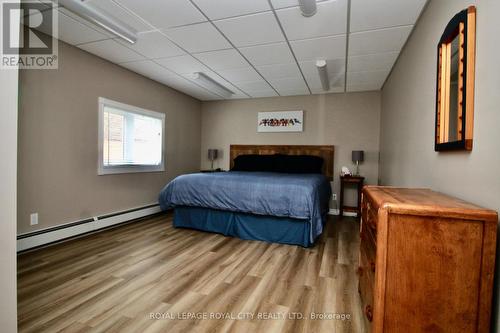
328, 208, 337, 215
328, 208, 358, 217
17, 204, 162, 252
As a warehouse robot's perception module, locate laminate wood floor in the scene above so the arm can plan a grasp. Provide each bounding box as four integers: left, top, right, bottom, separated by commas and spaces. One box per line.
18, 213, 366, 333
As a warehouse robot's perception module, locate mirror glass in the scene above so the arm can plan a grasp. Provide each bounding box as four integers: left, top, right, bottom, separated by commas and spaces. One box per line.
436, 28, 464, 146
447, 34, 460, 142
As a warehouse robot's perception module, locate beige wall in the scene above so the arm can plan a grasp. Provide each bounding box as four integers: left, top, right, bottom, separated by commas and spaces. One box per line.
18, 40, 202, 234
0, 0, 19, 328
201, 92, 381, 208
379, 0, 500, 329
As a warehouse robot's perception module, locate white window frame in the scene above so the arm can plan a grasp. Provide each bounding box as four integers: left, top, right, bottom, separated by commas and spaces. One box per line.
98, 97, 165, 175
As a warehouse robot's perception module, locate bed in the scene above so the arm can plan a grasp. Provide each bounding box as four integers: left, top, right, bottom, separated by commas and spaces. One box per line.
159, 145, 334, 247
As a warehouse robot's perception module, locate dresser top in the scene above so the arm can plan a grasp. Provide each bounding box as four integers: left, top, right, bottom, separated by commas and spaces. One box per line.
363, 186, 497, 221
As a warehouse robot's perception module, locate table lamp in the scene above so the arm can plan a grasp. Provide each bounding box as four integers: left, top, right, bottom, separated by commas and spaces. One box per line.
208, 149, 218, 170
352, 150, 364, 176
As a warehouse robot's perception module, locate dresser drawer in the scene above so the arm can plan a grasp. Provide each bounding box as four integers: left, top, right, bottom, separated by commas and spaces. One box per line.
360, 236, 376, 277
358, 241, 375, 326
359, 186, 498, 333
362, 193, 378, 233
366, 198, 378, 232
361, 219, 377, 252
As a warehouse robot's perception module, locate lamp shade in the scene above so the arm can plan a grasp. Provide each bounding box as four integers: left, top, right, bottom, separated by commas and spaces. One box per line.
208, 149, 218, 160
352, 150, 364, 163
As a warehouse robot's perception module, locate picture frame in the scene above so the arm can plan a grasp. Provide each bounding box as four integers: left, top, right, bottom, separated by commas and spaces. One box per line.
257, 110, 303, 133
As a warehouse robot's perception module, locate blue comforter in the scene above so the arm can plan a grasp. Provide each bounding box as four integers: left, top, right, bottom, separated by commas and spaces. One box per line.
159, 171, 332, 242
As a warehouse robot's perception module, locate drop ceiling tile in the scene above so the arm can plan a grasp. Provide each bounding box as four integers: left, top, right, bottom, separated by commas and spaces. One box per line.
182, 87, 221, 100
186, 71, 245, 96
349, 25, 412, 56
116, 31, 185, 59
122, 60, 225, 100
120, 60, 176, 82
155, 55, 210, 74
269, 77, 308, 92
194, 49, 249, 70
115, 0, 206, 29
228, 91, 250, 99
193, 93, 221, 101
31, 8, 108, 45
78, 39, 144, 63
270, 0, 326, 9
247, 90, 279, 98
306, 73, 344, 93
217, 67, 262, 83
57, 8, 115, 38
239, 42, 294, 66
180, 72, 237, 97
310, 86, 344, 94
346, 83, 380, 92
278, 88, 310, 96
163, 22, 231, 53
85, 0, 153, 33
347, 70, 389, 87
192, 0, 270, 20
155, 75, 193, 88
270, 0, 300, 9
276, 0, 347, 41
235, 80, 274, 91
350, 0, 426, 32
291, 35, 346, 61
348, 52, 399, 72
298, 58, 344, 77
257, 63, 301, 80
161, 76, 220, 100
214, 12, 284, 47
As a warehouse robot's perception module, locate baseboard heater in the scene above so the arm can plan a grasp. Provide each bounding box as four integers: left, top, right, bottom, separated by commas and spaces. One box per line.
17, 203, 163, 252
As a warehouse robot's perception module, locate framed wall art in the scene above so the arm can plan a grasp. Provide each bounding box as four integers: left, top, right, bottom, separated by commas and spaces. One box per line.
257, 110, 303, 133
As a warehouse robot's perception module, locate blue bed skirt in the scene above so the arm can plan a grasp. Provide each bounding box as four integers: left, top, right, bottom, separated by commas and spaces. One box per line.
173, 206, 314, 247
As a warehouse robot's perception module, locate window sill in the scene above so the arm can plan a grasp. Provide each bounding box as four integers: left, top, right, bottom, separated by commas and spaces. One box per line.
98, 165, 165, 175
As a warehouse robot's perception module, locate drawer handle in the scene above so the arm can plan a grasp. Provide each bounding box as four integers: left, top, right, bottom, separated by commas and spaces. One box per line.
365, 305, 373, 322
370, 261, 376, 273
357, 267, 363, 276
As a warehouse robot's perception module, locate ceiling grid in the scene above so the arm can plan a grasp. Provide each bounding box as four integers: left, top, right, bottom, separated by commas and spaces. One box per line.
266, 0, 312, 95
29, 0, 428, 100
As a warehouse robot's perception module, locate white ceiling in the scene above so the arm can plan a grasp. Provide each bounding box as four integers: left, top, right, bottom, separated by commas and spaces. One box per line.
30, 0, 427, 101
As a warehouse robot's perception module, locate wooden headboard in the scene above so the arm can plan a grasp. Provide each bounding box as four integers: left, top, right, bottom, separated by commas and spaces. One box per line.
230, 145, 335, 180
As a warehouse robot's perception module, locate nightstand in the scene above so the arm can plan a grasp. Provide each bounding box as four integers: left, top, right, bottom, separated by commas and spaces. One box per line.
339, 175, 365, 217
200, 169, 224, 173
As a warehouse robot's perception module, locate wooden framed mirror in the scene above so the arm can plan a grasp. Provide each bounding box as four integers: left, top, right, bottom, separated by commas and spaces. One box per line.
435, 6, 476, 151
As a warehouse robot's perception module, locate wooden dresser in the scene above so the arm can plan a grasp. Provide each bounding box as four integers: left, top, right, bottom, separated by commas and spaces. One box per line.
359, 186, 497, 332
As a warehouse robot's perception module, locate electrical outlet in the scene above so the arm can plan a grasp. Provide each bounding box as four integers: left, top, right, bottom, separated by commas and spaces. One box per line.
30, 213, 38, 226
332, 194, 337, 201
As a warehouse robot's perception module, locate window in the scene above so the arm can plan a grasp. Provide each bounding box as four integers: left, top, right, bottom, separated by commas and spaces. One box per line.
98, 97, 165, 175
